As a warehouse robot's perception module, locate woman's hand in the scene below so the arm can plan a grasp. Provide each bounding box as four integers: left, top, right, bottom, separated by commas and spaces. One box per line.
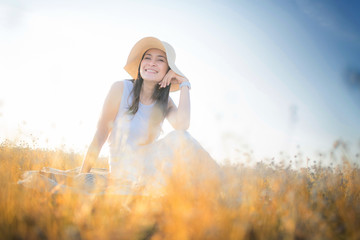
159, 69, 189, 88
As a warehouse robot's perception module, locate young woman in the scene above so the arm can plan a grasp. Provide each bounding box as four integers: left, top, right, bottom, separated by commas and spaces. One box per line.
80, 37, 191, 175
19, 37, 219, 194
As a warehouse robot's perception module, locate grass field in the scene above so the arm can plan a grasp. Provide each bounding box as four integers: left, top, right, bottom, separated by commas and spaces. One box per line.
1, 140, 359, 240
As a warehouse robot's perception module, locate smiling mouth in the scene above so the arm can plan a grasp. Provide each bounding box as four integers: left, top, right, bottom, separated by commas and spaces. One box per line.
145, 69, 157, 73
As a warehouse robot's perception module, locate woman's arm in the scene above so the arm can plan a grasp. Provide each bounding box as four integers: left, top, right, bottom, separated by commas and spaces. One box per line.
79, 81, 124, 173
160, 70, 191, 130
166, 86, 190, 130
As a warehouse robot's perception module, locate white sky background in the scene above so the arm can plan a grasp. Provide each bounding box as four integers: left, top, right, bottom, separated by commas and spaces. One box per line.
1, 0, 360, 165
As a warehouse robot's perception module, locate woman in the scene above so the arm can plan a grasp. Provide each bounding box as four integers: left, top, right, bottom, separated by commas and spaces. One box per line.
19, 37, 219, 194
80, 37, 191, 174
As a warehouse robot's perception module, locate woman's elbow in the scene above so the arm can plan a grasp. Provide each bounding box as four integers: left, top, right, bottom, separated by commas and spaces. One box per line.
174, 120, 190, 130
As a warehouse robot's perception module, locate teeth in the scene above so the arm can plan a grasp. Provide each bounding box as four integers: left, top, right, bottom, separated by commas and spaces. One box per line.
146, 69, 157, 73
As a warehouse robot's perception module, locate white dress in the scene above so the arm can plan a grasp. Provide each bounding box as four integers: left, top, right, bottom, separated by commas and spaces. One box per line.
18, 80, 220, 195
107, 80, 164, 183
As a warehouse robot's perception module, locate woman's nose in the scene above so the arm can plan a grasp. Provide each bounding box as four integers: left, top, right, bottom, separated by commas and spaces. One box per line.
149, 59, 157, 66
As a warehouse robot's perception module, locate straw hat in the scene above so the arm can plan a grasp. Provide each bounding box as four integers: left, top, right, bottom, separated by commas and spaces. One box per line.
124, 36, 185, 92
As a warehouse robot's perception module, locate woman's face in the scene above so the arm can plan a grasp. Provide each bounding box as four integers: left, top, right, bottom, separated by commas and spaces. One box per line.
139, 48, 169, 83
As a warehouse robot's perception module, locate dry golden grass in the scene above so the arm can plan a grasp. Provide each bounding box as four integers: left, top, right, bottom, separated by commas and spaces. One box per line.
1, 140, 360, 240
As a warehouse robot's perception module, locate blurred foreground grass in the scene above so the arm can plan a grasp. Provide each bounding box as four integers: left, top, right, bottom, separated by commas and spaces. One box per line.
1, 140, 360, 240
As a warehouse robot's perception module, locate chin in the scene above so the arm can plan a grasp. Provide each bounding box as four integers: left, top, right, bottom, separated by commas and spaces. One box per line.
142, 76, 162, 83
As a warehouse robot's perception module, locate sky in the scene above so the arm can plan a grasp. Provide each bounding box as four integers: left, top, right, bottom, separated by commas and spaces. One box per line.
1, 0, 360, 164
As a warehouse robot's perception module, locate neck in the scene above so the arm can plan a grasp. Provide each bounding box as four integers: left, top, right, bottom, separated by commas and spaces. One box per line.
140, 80, 157, 104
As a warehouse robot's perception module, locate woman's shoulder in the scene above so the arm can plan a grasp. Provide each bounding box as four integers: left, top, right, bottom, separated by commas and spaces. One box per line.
107, 80, 130, 101
109, 79, 133, 92
106, 79, 135, 104
115, 79, 135, 90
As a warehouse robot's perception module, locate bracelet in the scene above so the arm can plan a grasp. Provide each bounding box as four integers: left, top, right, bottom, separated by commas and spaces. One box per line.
179, 81, 191, 90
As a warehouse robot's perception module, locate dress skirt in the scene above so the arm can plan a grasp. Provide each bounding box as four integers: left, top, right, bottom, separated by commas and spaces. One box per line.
18, 130, 220, 195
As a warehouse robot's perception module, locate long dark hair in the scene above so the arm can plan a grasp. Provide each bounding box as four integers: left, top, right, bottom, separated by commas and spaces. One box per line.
127, 52, 171, 144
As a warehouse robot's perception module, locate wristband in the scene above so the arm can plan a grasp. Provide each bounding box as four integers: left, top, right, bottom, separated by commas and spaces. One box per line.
179, 81, 191, 90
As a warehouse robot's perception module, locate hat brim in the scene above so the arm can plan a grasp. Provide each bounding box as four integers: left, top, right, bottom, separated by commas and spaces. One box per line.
124, 37, 184, 92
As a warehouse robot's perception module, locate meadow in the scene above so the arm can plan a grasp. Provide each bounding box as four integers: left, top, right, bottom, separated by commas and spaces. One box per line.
0, 139, 359, 240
